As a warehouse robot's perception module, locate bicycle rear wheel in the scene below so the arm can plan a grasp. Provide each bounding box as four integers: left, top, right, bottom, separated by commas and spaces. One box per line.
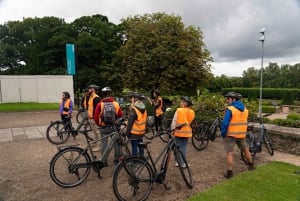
49, 147, 91, 188
46, 121, 70, 145
174, 148, 193, 188
191, 123, 209, 151
240, 149, 256, 165
263, 131, 274, 155
113, 157, 153, 201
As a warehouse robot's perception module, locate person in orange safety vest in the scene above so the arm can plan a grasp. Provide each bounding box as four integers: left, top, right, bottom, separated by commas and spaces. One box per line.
221, 92, 255, 179
126, 92, 147, 157
171, 96, 195, 168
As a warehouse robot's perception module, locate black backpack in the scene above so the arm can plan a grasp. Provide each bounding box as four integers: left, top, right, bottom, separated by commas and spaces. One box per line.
161, 100, 167, 112
101, 102, 116, 125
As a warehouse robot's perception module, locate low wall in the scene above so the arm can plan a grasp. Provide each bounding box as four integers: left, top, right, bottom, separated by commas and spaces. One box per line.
257, 124, 300, 156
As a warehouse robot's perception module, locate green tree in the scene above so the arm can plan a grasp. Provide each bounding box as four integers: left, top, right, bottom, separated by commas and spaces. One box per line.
114, 13, 212, 94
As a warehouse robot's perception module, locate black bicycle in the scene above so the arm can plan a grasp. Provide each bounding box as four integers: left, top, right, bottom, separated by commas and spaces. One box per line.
112, 123, 193, 201
144, 115, 172, 143
49, 118, 130, 188
241, 113, 274, 164
191, 110, 222, 151
46, 110, 93, 145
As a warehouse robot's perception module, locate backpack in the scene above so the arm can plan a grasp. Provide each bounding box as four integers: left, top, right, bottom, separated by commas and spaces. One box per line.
161, 99, 167, 112
101, 102, 116, 125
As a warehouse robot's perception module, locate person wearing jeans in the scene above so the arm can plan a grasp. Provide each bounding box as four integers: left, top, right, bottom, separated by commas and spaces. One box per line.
171, 96, 195, 167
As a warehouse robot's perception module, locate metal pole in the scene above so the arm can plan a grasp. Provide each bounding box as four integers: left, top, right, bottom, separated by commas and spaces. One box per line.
259, 29, 265, 118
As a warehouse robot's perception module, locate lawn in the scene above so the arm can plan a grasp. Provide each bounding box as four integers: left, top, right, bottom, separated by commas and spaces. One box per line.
188, 161, 300, 201
0, 102, 59, 112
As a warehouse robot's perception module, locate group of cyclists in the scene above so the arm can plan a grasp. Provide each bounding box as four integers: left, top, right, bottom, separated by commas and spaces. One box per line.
60, 86, 256, 178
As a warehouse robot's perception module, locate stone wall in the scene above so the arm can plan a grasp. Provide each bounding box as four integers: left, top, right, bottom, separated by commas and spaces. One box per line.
258, 124, 300, 156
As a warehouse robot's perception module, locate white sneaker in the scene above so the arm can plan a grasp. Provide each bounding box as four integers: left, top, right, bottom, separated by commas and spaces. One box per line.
181, 163, 190, 168
175, 162, 179, 167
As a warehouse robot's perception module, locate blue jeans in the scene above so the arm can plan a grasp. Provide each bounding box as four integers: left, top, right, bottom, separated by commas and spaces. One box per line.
175, 137, 188, 161
130, 139, 144, 156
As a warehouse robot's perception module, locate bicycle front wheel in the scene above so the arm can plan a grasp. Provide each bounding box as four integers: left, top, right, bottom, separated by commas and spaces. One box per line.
174, 148, 193, 188
49, 147, 91, 188
191, 123, 209, 151
263, 131, 274, 155
113, 157, 153, 201
46, 121, 70, 145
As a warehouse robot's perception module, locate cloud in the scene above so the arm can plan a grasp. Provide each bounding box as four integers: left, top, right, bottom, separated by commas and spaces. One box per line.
0, 0, 299, 76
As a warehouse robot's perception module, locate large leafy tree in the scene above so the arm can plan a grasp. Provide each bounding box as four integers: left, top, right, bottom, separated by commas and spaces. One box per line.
113, 13, 213, 95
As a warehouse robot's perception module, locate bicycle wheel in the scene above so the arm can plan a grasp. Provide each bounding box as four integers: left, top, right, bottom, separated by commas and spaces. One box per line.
159, 130, 169, 143
76, 109, 85, 124
49, 147, 91, 188
192, 123, 209, 151
113, 157, 153, 201
46, 121, 70, 145
174, 148, 193, 188
263, 131, 274, 155
240, 149, 256, 165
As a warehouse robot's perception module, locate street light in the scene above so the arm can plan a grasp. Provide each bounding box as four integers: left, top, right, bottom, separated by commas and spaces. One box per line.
258, 28, 265, 118
117, 32, 127, 45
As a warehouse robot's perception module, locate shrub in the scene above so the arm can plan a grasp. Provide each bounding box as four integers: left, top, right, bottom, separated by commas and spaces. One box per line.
287, 113, 300, 120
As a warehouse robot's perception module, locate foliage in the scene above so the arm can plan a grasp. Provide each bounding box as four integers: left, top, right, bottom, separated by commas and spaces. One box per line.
114, 13, 213, 95
188, 162, 300, 201
282, 90, 295, 105
0, 102, 59, 112
287, 113, 300, 120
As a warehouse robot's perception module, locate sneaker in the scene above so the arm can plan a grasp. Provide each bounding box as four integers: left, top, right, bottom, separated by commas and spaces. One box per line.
92, 147, 100, 152
175, 162, 179, 167
224, 171, 233, 179
181, 163, 190, 168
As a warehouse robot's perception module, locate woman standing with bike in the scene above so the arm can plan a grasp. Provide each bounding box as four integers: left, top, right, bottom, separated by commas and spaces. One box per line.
171, 96, 195, 167
126, 92, 147, 157
221, 92, 255, 179
59, 91, 73, 131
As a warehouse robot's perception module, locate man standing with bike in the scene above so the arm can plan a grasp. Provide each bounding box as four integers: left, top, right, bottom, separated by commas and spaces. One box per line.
59, 91, 73, 131
94, 87, 123, 165
221, 92, 255, 179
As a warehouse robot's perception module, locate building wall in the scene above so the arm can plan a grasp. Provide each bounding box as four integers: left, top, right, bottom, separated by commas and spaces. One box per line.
0, 75, 74, 103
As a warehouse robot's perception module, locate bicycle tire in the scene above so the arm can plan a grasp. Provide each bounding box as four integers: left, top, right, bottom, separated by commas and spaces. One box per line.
191, 123, 209, 151
159, 130, 169, 143
46, 121, 70, 145
263, 131, 274, 155
174, 148, 193, 188
49, 147, 91, 188
144, 126, 155, 140
112, 157, 153, 201
240, 149, 256, 165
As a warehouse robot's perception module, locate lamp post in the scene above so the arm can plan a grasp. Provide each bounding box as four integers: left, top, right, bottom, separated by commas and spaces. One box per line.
258, 28, 265, 118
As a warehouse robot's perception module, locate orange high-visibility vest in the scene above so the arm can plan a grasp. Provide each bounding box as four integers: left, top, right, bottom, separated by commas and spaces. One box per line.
227, 106, 248, 138
87, 92, 99, 118
60, 99, 71, 115
155, 97, 163, 117
173, 107, 194, 138
130, 107, 147, 135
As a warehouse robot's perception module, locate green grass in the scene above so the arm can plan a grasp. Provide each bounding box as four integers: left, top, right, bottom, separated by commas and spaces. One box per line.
0, 102, 59, 112
188, 161, 300, 201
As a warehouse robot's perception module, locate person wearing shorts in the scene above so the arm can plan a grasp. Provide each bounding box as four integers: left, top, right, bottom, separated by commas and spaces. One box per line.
221, 92, 255, 178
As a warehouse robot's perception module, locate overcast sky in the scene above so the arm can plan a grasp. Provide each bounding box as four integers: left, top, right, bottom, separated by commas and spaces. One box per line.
0, 0, 299, 76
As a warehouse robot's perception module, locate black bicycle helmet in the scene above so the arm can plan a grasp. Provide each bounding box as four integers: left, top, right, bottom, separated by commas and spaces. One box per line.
131, 92, 144, 100
224, 91, 238, 99
181, 96, 193, 106
101, 86, 112, 97
235, 92, 242, 100
62, 91, 70, 98
153, 89, 160, 96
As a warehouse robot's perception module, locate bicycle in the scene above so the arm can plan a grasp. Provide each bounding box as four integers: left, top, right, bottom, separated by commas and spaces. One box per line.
49, 118, 130, 188
112, 123, 193, 201
46, 110, 94, 145
191, 110, 222, 151
241, 113, 274, 164
144, 114, 172, 143
75, 108, 86, 124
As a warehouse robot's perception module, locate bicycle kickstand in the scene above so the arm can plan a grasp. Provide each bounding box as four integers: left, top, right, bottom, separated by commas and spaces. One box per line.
162, 182, 171, 190
97, 170, 102, 179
